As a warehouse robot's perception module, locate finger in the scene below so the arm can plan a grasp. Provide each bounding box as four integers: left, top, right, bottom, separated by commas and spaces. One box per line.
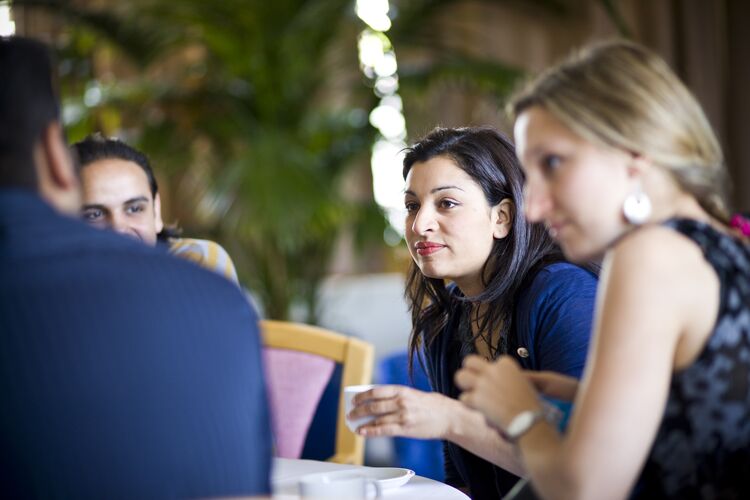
497, 356, 536, 390
524, 371, 551, 392
454, 367, 477, 390
484, 417, 505, 436
458, 390, 477, 409
497, 354, 521, 370
461, 355, 489, 370
357, 421, 406, 437
352, 384, 404, 405
523, 370, 545, 381
348, 399, 399, 419
461, 391, 493, 417
355, 412, 407, 436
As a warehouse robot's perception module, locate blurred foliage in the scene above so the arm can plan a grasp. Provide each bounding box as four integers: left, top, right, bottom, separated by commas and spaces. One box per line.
16, 0, 384, 322
13, 0, 625, 322
387, 0, 629, 129
387, 0, 559, 129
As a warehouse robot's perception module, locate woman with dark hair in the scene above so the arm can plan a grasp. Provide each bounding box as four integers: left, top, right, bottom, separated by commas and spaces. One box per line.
348, 126, 597, 498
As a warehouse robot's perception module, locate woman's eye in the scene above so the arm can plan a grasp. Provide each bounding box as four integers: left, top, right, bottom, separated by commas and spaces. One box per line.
439, 199, 458, 209
405, 201, 419, 212
541, 154, 562, 172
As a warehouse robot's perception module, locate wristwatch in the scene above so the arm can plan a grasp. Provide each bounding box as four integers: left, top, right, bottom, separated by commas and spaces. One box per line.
498, 409, 545, 443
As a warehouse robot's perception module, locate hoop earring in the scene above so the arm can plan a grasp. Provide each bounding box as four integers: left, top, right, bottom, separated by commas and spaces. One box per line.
622, 186, 652, 225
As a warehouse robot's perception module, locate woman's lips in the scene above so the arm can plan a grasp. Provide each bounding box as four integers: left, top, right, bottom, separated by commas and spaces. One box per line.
415, 242, 445, 256
546, 222, 567, 239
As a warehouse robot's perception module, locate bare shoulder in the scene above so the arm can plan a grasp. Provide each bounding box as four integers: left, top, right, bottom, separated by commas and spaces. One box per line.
612, 224, 707, 271
603, 224, 719, 353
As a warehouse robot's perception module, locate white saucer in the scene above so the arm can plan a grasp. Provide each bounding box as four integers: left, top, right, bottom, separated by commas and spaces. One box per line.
271, 462, 417, 496
362, 467, 416, 489
296, 467, 415, 490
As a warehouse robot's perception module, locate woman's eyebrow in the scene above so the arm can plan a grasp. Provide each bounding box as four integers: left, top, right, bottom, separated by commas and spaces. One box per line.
404, 185, 465, 196
431, 185, 464, 193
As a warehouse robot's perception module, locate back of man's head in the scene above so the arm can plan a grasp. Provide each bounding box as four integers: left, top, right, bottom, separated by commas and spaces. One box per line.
0, 36, 59, 189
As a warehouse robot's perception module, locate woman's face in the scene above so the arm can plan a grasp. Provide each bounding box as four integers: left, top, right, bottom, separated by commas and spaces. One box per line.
404, 155, 508, 297
514, 106, 632, 261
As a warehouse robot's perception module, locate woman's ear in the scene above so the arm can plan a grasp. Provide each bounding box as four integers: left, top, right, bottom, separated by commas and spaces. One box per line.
626, 152, 651, 180
492, 198, 514, 239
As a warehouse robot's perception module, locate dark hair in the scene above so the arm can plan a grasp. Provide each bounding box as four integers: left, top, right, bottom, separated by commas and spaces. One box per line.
403, 127, 564, 373
0, 37, 59, 189
73, 135, 158, 197
72, 135, 180, 240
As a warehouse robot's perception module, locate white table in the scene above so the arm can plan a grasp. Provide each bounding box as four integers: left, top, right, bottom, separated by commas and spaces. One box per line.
272, 458, 469, 499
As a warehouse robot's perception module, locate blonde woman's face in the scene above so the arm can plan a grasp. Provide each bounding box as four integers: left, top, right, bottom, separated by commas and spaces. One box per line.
514, 106, 632, 261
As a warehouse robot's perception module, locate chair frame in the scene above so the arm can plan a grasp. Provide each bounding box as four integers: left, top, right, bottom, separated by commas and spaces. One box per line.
260, 320, 374, 465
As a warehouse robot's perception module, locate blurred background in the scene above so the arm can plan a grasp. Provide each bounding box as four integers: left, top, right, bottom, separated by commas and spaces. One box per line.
5, 0, 749, 471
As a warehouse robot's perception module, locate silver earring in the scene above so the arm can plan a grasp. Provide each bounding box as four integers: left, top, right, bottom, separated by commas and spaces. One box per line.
622, 187, 652, 225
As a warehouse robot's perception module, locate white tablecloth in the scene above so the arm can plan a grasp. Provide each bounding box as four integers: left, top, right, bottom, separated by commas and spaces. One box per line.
272, 458, 469, 499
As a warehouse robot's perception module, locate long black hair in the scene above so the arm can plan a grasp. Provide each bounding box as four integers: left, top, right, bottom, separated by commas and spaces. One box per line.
404, 127, 564, 373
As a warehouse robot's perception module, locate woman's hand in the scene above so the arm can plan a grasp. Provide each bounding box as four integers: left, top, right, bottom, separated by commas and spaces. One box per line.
525, 371, 579, 402
348, 385, 456, 439
350, 382, 529, 476
454, 355, 541, 430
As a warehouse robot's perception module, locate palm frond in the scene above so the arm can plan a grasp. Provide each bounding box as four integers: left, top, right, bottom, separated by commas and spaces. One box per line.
13, 0, 176, 65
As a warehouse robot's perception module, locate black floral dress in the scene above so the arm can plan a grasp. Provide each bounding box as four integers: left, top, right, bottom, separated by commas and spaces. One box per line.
635, 219, 750, 498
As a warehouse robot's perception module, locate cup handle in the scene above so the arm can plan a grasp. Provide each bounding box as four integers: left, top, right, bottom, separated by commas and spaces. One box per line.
366, 479, 382, 498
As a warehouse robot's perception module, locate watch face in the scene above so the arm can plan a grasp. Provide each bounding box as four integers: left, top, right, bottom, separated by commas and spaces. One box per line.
507, 410, 541, 439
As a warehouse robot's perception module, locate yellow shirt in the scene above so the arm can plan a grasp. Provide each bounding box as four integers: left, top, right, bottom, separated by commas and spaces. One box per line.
169, 238, 239, 285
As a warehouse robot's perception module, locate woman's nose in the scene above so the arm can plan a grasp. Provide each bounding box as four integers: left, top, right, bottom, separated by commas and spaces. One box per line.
524, 181, 552, 223
411, 206, 437, 235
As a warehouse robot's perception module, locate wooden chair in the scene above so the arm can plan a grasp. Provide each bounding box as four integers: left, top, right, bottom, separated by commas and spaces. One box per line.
260, 320, 374, 465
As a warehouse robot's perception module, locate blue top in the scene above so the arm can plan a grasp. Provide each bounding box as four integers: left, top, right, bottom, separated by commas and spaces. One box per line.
423, 262, 597, 499
0, 190, 272, 499
635, 219, 750, 498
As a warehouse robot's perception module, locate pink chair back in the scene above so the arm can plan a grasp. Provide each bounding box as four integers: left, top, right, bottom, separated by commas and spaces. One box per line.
262, 347, 336, 458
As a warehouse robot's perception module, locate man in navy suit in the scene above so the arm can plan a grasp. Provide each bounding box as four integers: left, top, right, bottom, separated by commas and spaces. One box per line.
0, 37, 272, 499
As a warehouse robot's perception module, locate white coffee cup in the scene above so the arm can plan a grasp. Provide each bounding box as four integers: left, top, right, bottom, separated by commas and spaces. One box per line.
298, 471, 382, 499
344, 384, 379, 432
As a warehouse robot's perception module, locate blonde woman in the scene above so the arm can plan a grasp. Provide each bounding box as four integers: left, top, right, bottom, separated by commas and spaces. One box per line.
456, 40, 750, 499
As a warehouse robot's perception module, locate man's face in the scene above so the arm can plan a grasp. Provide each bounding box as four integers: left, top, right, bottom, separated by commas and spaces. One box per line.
80, 158, 164, 245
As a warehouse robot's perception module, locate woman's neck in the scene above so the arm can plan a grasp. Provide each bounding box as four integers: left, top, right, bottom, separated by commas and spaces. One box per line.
643, 167, 717, 226
649, 189, 711, 225
454, 277, 485, 300
468, 302, 500, 360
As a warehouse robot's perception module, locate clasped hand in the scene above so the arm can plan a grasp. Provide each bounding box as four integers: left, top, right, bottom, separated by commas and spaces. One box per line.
454, 355, 579, 431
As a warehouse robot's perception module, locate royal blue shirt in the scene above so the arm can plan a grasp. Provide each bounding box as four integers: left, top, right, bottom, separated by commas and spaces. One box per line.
423, 262, 597, 499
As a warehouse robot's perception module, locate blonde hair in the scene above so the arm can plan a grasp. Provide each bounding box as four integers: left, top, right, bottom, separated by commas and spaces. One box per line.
508, 39, 730, 222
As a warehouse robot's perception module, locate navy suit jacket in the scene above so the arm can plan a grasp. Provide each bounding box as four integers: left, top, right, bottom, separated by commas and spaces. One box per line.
0, 190, 272, 499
